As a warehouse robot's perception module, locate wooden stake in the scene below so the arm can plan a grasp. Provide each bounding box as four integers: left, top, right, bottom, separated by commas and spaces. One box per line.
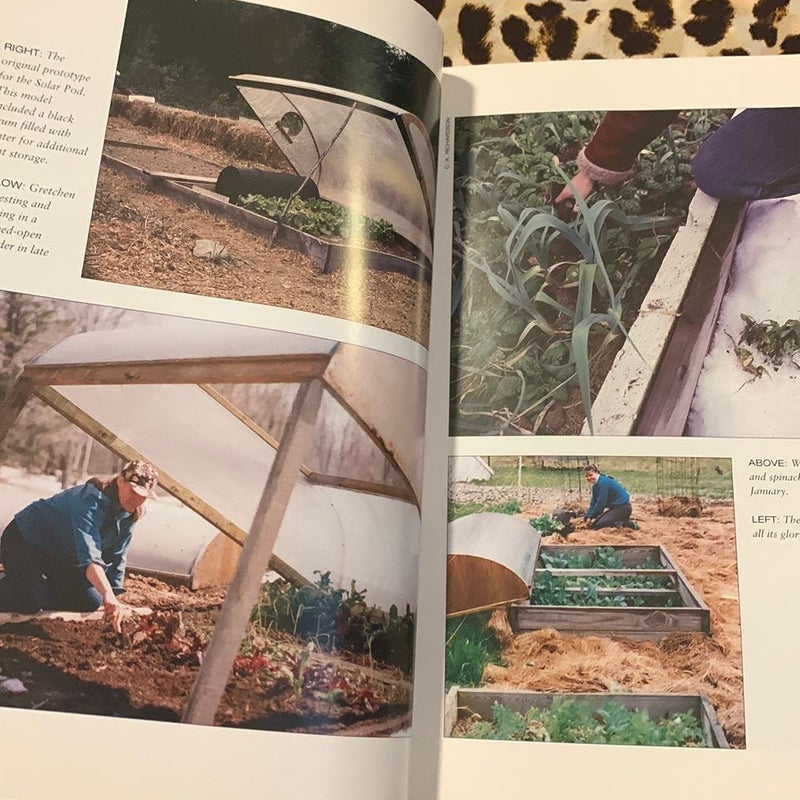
0, 377, 33, 446
182, 378, 324, 725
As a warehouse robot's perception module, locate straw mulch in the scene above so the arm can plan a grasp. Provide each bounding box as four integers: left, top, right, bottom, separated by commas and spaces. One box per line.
108, 96, 291, 169
484, 499, 746, 747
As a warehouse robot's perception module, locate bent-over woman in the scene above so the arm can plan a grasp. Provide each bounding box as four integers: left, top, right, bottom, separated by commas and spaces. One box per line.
0, 459, 158, 630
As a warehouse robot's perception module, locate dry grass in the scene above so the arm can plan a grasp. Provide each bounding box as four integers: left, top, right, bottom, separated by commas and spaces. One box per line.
109, 96, 291, 168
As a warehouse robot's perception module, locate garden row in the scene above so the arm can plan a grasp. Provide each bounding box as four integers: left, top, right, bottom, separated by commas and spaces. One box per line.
447, 532, 726, 748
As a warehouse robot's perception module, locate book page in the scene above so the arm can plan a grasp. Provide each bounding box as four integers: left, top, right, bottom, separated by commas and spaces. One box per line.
413, 54, 800, 799
0, 1, 442, 799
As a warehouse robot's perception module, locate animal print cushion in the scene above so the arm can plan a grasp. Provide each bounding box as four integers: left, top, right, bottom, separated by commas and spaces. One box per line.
415, 0, 800, 64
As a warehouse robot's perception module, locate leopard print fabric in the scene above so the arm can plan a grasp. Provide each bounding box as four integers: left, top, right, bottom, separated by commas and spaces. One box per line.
415, 0, 800, 64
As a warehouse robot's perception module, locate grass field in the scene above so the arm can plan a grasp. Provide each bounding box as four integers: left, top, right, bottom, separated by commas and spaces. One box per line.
470, 457, 733, 500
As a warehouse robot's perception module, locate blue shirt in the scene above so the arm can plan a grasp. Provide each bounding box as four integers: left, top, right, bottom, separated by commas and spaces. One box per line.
584, 475, 630, 520
14, 482, 136, 593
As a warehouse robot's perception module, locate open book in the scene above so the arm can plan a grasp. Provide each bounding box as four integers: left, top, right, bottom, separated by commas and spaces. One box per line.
1, 0, 799, 797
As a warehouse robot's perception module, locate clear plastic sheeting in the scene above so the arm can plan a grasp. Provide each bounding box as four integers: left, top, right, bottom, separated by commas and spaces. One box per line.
234, 76, 435, 262
404, 114, 437, 217
278, 483, 420, 610
58, 384, 279, 525
125, 499, 222, 579
324, 343, 425, 502
210, 383, 408, 492
33, 317, 337, 366
54, 383, 420, 609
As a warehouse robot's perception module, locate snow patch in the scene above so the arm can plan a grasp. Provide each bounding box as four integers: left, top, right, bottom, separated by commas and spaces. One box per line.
0, 678, 27, 694
688, 196, 800, 437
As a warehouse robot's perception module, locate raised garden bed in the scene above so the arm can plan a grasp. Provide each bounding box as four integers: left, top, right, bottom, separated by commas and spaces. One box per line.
445, 687, 729, 748
100, 151, 431, 283
510, 544, 710, 640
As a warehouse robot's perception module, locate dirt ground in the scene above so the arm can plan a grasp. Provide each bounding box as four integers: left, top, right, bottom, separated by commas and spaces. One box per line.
470, 496, 746, 747
82, 114, 430, 346
0, 575, 411, 736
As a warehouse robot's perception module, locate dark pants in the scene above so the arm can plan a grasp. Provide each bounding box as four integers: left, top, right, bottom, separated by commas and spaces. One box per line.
693, 109, 800, 201
0, 521, 102, 613
591, 503, 633, 530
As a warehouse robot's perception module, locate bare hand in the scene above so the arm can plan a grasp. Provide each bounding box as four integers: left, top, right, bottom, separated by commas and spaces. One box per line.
103, 597, 130, 634
554, 170, 595, 205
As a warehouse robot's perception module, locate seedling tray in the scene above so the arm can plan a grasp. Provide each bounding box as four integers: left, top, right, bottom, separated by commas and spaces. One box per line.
445, 687, 729, 748
510, 544, 710, 640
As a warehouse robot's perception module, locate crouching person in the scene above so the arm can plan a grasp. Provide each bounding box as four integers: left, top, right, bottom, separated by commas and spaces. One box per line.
0, 460, 158, 631
582, 464, 637, 531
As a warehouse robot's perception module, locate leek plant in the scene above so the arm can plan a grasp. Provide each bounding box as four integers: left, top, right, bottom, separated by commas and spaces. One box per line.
462, 160, 674, 433
451, 109, 730, 436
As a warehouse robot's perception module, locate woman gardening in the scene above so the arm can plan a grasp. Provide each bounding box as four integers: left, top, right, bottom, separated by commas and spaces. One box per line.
582, 463, 638, 531
0, 460, 158, 631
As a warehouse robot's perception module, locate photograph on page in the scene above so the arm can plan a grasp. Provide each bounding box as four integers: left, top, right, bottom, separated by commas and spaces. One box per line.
443, 454, 744, 748
76, 0, 440, 348
448, 106, 800, 436
0, 288, 425, 736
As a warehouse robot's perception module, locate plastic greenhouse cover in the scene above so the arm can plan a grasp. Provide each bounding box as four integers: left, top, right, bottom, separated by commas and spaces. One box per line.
323, 343, 426, 502
30, 320, 427, 503
54, 383, 420, 609
233, 76, 435, 263
126, 498, 221, 578
32, 317, 338, 366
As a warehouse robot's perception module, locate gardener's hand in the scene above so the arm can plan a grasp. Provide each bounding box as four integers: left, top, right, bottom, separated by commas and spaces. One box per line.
554, 169, 595, 205
102, 596, 129, 634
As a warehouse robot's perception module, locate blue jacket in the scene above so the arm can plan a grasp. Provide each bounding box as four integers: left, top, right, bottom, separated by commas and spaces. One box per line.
14, 482, 136, 593
584, 475, 630, 520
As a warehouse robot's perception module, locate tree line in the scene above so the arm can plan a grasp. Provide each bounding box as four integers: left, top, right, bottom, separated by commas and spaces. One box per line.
116, 0, 440, 135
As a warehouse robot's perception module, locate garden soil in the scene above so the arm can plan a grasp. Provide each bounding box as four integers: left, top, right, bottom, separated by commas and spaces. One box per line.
478, 496, 746, 747
0, 576, 410, 736
82, 114, 430, 346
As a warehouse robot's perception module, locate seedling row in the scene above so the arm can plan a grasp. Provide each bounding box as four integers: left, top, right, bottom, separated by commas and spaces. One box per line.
446, 688, 729, 748
511, 544, 710, 639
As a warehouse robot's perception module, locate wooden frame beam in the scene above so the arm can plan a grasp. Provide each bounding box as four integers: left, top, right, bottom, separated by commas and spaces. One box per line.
305, 472, 416, 504
445, 688, 730, 747
22, 353, 331, 387
587, 194, 748, 435
633, 199, 748, 435
182, 378, 324, 725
